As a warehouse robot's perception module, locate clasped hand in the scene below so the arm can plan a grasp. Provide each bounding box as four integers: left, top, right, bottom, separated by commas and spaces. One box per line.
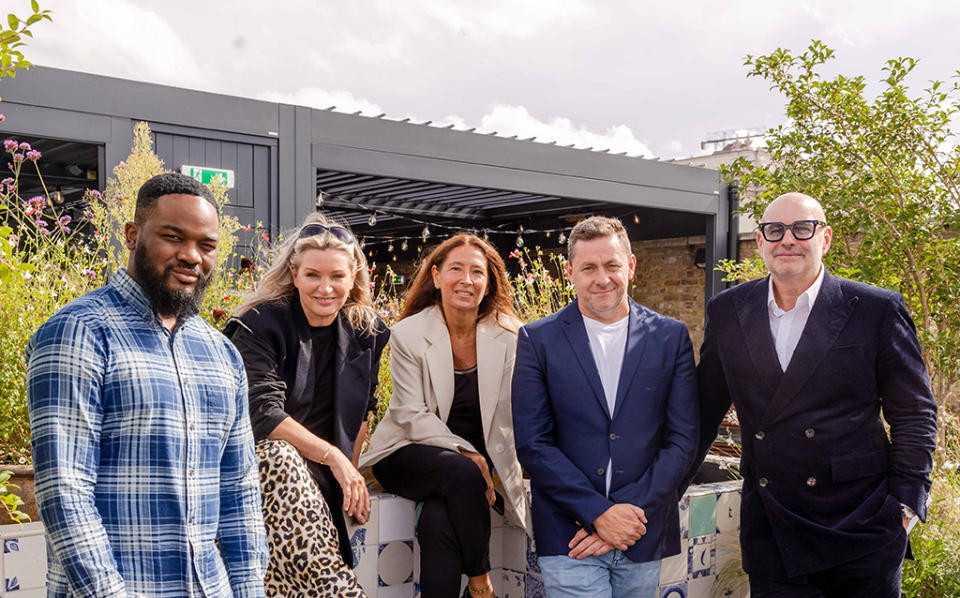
567, 503, 647, 558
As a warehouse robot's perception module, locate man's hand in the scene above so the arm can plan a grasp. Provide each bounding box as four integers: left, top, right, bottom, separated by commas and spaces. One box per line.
460, 449, 496, 507
567, 527, 614, 559
593, 504, 647, 550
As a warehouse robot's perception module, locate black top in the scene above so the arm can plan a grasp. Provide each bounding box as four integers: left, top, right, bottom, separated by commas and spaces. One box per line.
446, 366, 491, 468
298, 322, 337, 442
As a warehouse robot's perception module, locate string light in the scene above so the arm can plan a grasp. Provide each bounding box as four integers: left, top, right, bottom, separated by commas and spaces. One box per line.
559, 232, 566, 243
401, 240, 408, 251
633, 213, 639, 224
387, 242, 394, 252
516, 234, 524, 247
369, 214, 377, 226
422, 225, 430, 240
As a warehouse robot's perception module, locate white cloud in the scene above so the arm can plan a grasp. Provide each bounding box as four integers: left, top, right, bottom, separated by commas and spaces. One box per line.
414, 0, 594, 39
478, 104, 654, 157
28, 0, 205, 88
258, 87, 384, 116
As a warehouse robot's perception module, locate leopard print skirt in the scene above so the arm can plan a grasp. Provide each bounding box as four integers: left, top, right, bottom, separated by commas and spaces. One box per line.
257, 439, 368, 598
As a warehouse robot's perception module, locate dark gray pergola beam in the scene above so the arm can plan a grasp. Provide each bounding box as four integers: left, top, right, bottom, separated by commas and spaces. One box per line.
321, 196, 484, 222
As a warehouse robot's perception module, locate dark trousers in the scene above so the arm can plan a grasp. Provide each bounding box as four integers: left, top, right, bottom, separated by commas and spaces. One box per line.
750, 528, 908, 598
372, 444, 491, 598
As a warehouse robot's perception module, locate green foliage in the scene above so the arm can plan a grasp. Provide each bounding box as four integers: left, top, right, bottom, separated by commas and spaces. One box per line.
0, 121, 259, 464
0, 2, 51, 87
722, 40, 960, 409
0, 470, 28, 524
903, 413, 960, 597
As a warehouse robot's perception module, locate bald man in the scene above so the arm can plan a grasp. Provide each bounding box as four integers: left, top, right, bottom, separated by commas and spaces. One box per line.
690, 193, 937, 597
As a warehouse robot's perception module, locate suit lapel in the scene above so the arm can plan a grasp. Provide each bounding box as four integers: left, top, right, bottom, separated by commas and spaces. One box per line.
734, 277, 783, 396
561, 301, 612, 419
423, 307, 456, 422
611, 299, 650, 421
476, 319, 507, 439
761, 273, 857, 425
289, 294, 316, 404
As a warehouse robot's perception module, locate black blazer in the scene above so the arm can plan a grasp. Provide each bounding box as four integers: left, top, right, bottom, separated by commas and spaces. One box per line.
224, 296, 389, 460
694, 272, 937, 579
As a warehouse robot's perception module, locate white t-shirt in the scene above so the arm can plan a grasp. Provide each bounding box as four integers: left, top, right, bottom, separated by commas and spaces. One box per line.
582, 313, 629, 495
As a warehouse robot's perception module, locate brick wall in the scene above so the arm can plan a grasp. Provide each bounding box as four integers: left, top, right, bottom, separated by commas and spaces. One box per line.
631, 237, 756, 354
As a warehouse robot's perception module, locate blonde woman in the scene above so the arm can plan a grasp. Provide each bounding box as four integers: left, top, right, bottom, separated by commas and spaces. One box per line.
225, 213, 388, 597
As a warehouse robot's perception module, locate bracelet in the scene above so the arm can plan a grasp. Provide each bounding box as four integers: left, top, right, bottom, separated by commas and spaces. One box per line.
319, 444, 333, 465
467, 584, 491, 596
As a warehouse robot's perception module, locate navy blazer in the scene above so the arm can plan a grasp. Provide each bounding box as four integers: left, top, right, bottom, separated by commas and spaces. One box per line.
512, 298, 698, 563
694, 272, 937, 579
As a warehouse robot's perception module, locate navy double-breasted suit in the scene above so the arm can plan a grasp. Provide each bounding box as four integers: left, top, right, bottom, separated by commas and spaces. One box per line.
695, 272, 937, 579
512, 299, 698, 563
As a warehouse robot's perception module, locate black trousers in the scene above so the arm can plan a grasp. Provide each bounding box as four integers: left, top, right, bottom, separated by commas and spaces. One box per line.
372, 444, 491, 598
750, 527, 909, 598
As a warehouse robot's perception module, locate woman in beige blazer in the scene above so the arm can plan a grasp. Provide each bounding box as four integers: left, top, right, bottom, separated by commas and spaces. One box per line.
361, 234, 530, 598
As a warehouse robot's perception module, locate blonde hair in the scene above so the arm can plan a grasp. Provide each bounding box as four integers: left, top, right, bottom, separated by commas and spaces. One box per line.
236, 213, 381, 335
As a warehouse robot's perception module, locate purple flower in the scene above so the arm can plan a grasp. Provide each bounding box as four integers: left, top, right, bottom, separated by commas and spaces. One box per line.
84, 210, 95, 220
26, 196, 45, 209
89, 189, 102, 199
3, 139, 18, 152
26, 150, 41, 161
36, 218, 48, 228
12, 153, 23, 163
1, 177, 12, 186
18, 142, 31, 151
0, 114, 5, 122
113, 161, 127, 173
58, 215, 72, 226
8, 234, 18, 247
58, 225, 71, 234
82, 268, 96, 280
38, 227, 51, 236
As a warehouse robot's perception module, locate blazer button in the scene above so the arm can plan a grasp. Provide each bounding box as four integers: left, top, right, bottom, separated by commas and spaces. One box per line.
597, 468, 605, 476
806, 477, 817, 487
755, 431, 765, 440
804, 428, 815, 439
609, 433, 618, 441
495, 444, 505, 454
758, 477, 768, 487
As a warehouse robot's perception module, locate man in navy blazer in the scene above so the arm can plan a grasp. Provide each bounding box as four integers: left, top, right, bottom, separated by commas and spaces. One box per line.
513, 216, 698, 597
692, 193, 937, 597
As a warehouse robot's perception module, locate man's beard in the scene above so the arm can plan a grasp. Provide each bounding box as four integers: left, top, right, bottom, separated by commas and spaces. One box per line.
134, 244, 213, 320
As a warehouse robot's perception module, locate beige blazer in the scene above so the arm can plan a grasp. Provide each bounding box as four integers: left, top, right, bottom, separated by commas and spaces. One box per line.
360, 305, 531, 533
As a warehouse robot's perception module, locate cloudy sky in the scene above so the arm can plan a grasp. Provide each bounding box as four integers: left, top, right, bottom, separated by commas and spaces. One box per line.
16, 0, 960, 158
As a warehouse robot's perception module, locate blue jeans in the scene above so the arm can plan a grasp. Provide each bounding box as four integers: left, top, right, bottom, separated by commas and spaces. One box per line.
538, 551, 661, 598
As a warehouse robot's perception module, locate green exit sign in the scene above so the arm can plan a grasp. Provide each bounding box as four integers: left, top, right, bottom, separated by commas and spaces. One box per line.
180, 165, 236, 189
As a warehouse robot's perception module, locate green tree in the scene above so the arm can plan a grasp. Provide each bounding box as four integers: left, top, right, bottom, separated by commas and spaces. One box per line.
0, 1, 52, 91
723, 40, 960, 413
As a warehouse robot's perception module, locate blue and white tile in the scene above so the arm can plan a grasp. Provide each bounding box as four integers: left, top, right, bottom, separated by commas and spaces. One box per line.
686, 574, 716, 598
353, 542, 379, 596
377, 582, 415, 598
3, 533, 46, 591
378, 540, 414, 586
523, 572, 545, 598
501, 569, 525, 598
659, 538, 687, 585
688, 534, 715, 579
660, 582, 687, 598
677, 495, 690, 539
379, 496, 416, 543
715, 490, 740, 534
501, 527, 527, 572
349, 493, 381, 548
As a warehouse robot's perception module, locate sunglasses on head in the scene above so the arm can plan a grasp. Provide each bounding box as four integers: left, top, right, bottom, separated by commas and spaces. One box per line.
298, 223, 355, 244
759, 220, 826, 242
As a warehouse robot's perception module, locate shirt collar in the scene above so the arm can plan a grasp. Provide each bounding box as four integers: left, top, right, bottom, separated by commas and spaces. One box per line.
767, 266, 825, 316
110, 268, 163, 326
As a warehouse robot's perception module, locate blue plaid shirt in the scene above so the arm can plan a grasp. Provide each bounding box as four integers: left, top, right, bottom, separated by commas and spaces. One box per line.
27, 269, 267, 598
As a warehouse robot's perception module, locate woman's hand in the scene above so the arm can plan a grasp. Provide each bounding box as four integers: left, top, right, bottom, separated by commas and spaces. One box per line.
459, 449, 496, 507
327, 447, 371, 524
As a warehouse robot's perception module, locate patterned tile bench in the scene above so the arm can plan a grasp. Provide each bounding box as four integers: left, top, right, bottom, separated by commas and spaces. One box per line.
0, 480, 745, 598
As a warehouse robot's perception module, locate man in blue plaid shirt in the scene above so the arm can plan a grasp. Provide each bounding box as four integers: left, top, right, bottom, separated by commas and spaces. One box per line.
26, 173, 267, 597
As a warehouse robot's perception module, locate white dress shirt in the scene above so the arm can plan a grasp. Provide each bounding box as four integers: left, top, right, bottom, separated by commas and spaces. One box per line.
767, 266, 825, 372
582, 313, 629, 495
